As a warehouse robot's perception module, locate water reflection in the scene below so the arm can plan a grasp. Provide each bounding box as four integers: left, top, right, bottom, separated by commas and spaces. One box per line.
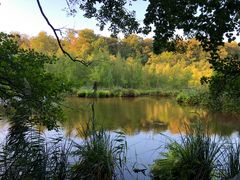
62, 97, 240, 179
1, 97, 239, 180
63, 97, 240, 137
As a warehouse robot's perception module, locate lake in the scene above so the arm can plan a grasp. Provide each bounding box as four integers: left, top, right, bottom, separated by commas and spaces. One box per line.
62, 96, 240, 179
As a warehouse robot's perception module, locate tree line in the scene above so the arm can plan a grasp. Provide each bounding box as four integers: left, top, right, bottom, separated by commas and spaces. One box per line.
10, 30, 239, 108
11, 30, 239, 91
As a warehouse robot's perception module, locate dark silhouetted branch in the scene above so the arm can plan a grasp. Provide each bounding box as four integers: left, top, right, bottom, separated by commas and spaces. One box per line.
36, 0, 92, 66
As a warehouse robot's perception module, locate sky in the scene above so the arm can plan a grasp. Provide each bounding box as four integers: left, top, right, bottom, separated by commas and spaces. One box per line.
0, 0, 149, 38
0, 0, 237, 41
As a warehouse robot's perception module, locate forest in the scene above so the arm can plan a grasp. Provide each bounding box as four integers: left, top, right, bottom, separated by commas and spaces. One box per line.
12, 29, 240, 112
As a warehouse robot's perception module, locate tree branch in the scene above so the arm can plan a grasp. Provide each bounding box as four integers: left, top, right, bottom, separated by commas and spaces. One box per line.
36, 0, 93, 66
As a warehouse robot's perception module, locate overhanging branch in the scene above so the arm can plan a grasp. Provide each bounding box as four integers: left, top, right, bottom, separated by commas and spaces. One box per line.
36, 0, 92, 66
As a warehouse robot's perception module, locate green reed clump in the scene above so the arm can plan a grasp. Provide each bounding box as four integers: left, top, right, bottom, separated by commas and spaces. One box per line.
120, 89, 140, 97
77, 89, 95, 97
176, 89, 209, 106
45, 137, 72, 179
71, 124, 127, 180
77, 89, 88, 97
97, 90, 113, 97
219, 140, 240, 179
0, 123, 72, 180
151, 123, 222, 180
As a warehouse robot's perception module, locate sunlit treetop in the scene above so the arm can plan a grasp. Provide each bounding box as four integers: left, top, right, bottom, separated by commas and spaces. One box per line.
65, 0, 240, 54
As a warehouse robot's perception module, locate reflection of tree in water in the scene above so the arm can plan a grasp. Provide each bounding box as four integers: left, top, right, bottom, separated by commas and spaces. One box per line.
63, 97, 240, 137
0, 117, 70, 179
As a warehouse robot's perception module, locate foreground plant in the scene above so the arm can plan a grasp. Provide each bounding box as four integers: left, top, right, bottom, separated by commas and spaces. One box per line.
0, 32, 68, 129
0, 122, 72, 179
71, 105, 127, 180
219, 140, 240, 179
151, 123, 222, 180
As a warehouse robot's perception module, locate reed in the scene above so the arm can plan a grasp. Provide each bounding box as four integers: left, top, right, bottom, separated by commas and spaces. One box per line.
151, 123, 222, 180
71, 124, 127, 180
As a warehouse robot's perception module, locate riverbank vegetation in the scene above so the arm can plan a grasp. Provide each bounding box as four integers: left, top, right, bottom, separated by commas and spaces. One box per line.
151, 123, 240, 179
0, 31, 239, 179
76, 88, 178, 98
0, 115, 127, 180
11, 29, 240, 112
1, 0, 240, 178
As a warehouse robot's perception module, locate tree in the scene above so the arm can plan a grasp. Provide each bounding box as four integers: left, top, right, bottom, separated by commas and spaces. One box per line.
30, 31, 58, 55
37, 0, 240, 109
144, 1, 240, 55
62, 0, 240, 101
121, 34, 143, 58
65, 0, 140, 36
66, 29, 98, 59
37, 0, 240, 70
10, 32, 31, 49
61, 1, 240, 52
0, 32, 68, 129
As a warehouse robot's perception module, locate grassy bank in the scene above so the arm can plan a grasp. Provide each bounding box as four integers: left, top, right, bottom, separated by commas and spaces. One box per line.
176, 89, 240, 113
74, 87, 240, 113
176, 89, 209, 106
74, 87, 179, 98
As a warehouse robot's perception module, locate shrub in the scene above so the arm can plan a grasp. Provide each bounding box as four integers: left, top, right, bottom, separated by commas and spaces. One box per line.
176, 89, 209, 106
97, 90, 113, 98
77, 90, 88, 97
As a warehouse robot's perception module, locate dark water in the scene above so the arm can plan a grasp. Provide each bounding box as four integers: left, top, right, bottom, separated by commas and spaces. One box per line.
62, 96, 240, 179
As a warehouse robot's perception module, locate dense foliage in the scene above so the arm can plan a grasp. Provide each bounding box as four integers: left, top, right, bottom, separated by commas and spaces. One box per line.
62, 0, 240, 112
16, 30, 212, 89
0, 32, 68, 129
13, 29, 240, 111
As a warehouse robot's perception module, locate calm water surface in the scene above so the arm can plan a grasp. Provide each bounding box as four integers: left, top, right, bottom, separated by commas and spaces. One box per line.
1, 97, 239, 179
62, 96, 240, 179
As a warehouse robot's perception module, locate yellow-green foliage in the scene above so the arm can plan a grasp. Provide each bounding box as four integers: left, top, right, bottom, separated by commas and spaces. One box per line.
17, 30, 239, 91
145, 51, 212, 89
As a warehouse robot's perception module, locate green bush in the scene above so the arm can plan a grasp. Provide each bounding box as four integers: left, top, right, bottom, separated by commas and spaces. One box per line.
121, 89, 140, 97
176, 89, 209, 106
77, 90, 88, 97
97, 90, 113, 98
220, 94, 240, 113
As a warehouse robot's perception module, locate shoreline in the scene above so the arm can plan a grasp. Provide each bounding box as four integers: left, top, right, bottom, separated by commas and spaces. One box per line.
74, 88, 180, 98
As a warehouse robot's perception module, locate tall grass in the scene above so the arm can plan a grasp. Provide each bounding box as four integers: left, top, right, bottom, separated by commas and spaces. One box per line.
71, 104, 127, 180
219, 140, 240, 179
151, 123, 222, 180
0, 124, 72, 179
71, 128, 127, 180
66, 100, 127, 179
